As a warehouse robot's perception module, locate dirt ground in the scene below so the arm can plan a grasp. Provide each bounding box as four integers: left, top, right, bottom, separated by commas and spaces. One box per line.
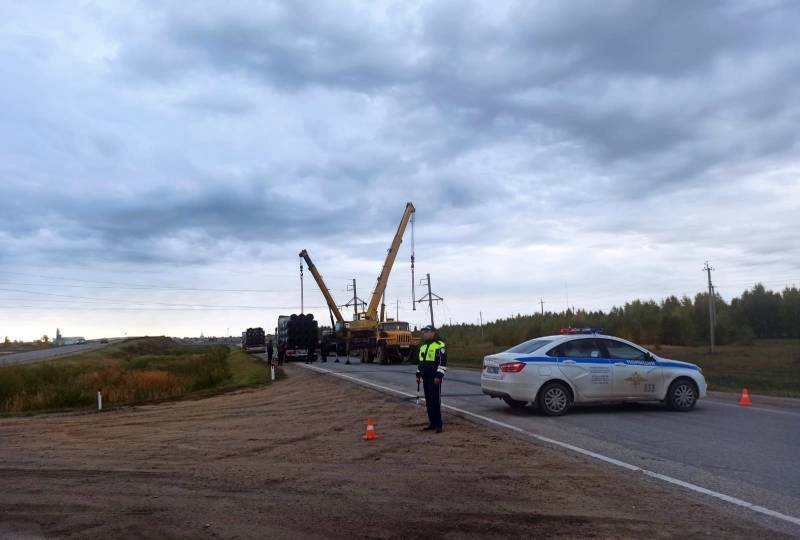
0, 365, 786, 539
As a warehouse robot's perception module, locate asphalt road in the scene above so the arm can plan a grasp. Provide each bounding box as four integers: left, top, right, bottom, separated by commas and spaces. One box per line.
295, 356, 800, 536
0, 342, 108, 366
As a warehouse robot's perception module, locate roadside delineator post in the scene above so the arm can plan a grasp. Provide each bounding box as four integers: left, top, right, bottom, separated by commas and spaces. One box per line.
270, 365, 276, 382
739, 388, 752, 406
97, 389, 103, 412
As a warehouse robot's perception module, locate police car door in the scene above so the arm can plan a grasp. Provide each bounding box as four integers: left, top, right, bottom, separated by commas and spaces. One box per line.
556, 338, 613, 399
600, 338, 661, 399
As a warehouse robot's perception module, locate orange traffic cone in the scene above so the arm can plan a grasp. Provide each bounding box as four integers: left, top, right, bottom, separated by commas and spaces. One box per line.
362, 418, 380, 441
739, 388, 753, 406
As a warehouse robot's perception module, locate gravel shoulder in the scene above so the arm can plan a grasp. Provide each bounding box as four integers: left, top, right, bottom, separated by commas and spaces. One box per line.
0, 365, 788, 539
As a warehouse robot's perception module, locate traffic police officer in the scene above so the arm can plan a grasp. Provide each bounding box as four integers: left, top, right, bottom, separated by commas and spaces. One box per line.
416, 325, 447, 433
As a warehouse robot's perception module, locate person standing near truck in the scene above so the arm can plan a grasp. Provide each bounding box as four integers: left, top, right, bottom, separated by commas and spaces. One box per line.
416, 325, 447, 433
267, 339, 274, 365
306, 338, 316, 364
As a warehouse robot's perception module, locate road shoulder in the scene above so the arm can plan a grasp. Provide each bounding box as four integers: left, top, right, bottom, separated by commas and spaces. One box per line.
0, 364, 788, 539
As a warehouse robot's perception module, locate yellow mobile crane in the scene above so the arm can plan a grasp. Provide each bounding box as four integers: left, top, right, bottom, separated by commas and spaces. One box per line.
298, 248, 349, 355
298, 202, 417, 364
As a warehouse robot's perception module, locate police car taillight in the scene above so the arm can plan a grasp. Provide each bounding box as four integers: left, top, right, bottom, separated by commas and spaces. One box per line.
499, 361, 526, 373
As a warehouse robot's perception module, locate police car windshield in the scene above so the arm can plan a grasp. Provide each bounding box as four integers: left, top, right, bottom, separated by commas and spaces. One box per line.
505, 339, 552, 354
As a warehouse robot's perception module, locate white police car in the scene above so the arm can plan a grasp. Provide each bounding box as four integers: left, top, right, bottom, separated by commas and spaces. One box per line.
481, 328, 707, 416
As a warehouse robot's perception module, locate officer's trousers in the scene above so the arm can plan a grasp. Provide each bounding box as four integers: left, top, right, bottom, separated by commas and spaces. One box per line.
422, 376, 443, 428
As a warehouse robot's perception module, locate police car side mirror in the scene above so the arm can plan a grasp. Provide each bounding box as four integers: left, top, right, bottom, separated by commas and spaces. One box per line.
644, 352, 654, 360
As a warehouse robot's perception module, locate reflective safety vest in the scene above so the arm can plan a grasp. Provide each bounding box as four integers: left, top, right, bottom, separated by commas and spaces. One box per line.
419, 340, 445, 362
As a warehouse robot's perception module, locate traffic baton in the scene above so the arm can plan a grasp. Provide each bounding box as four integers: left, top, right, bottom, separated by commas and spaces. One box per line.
416, 381, 420, 406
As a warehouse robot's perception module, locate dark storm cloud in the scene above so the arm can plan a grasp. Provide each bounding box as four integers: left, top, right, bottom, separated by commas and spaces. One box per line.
116, 0, 800, 199
4, 2, 800, 266
0, 179, 367, 264
119, 2, 418, 91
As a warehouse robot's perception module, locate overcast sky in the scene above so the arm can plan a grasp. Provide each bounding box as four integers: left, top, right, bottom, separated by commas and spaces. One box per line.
2, 1, 799, 341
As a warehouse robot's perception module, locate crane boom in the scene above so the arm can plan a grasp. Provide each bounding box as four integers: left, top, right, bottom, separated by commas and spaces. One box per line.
299, 249, 345, 323
365, 202, 415, 320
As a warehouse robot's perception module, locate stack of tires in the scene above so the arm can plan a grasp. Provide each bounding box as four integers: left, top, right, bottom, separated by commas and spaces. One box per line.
244, 327, 266, 352
287, 314, 318, 349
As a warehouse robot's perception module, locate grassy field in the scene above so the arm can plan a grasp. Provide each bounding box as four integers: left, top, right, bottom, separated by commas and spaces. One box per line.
0, 337, 275, 414
447, 339, 800, 398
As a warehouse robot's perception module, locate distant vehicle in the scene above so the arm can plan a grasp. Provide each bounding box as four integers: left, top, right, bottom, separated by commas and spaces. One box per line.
58, 336, 86, 346
100, 338, 109, 344
242, 327, 266, 353
481, 328, 707, 416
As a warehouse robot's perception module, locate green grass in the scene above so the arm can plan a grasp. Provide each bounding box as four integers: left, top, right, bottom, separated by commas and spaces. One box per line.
653, 340, 800, 397
0, 338, 275, 414
448, 339, 800, 398
226, 348, 271, 387
447, 343, 508, 369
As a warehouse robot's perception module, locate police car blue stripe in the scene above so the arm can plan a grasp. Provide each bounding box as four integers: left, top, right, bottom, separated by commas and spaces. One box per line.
513, 356, 699, 371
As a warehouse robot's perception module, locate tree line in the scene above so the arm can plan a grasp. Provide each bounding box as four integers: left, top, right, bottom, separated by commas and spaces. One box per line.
439, 284, 800, 347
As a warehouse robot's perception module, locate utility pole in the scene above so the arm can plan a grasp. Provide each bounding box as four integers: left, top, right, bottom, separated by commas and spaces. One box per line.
479, 311, 484, 342
396, 298, 400, 321
703, 261, 715, 354
350, 279, 358, 318
300, 261, 304, 314
344, 279, 365, 318
416, 273, 443, 327
539, 299, 545, 316
411, 212, 416, 311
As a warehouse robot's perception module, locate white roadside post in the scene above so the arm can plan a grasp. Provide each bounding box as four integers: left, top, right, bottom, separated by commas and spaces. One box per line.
270, 364, 276, 382
97, 389, 103, 412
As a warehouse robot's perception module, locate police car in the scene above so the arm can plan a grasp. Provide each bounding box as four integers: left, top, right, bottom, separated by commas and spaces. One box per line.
481, 328, 707, 416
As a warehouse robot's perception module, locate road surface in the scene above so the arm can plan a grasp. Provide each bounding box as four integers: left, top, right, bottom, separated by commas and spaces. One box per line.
294, 356, 800, 536
0, 342, 109, 366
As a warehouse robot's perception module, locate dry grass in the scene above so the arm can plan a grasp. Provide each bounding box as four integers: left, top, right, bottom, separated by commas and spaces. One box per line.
0, 338, 270, 414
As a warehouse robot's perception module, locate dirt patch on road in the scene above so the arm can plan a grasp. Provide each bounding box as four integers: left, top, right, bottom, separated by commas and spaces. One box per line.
0, 365, 785, 539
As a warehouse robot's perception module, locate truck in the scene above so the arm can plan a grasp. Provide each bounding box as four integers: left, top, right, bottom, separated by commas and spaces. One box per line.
242, 327, 266, 353
277, 314, 318, 362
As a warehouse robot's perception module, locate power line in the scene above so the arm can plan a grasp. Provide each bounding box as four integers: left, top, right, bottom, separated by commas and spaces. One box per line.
0, 305, 314, 311
0, 287, 322, 310
0, 270, 303, 293
0, 282, 298, 293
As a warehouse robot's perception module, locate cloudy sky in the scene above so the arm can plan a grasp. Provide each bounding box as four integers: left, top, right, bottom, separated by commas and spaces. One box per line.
2, 1, 799, 341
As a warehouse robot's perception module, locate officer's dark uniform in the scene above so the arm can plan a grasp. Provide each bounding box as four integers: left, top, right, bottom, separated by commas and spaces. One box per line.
267, 340, 274, 365
416, 327, 447, 433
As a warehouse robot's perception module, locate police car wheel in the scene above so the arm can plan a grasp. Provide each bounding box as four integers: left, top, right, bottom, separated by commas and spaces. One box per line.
538, 382, 571, 416
503, 397, 527, 409
666, 378, 697, 411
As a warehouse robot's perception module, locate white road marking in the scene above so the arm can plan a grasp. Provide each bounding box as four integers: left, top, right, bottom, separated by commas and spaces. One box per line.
705, 399, 800, 418
302, 363, 800, 529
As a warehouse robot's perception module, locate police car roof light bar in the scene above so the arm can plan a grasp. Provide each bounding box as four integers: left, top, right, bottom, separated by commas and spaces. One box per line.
559, 327, 604, 335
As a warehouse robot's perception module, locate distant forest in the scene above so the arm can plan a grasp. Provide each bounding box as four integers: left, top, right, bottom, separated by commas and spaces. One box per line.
439, 284, 800, 347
